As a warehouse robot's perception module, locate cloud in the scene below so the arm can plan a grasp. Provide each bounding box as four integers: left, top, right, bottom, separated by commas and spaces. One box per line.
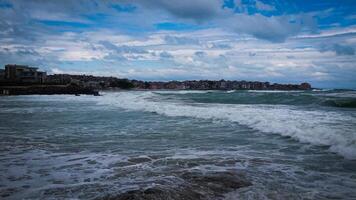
159, 51, 173, 59
194, 51, 207, 57
164, 35, 199, 45
224, 13, 316, 42
132, 0, 221, 21
210, 43, 231, 49
331, 44, 355, 55
249, 52, 256, 57
1, 0, 356, 88
255, 1, 275, 11
99, 41, 148, 54
111, 3, 137, 13
320, 44, 355, 56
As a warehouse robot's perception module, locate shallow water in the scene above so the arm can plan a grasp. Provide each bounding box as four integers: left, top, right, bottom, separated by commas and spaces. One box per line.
0, 90, 356, 199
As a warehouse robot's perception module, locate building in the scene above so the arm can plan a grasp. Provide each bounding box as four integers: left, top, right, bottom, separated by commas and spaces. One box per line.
0, 69, 5, 82
4, 64, 46, 83
46, 74, 72, 85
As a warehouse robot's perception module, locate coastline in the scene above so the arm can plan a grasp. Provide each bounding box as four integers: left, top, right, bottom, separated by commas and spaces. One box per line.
0, 79, 312, 96
0, 85, 99, 96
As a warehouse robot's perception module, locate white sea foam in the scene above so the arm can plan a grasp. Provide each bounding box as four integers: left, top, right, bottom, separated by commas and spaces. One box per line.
99, 91, 356, 159
247, 90, 303, 93
152, 90, 214, 94
226, 90, 236, 93
314, 91, 356, 98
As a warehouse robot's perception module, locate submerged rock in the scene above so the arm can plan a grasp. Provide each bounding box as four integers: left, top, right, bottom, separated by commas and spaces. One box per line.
101, 171, 251, 200
181, 171, 252, 197
127, 157, 152, 164
103, 187, 203, 200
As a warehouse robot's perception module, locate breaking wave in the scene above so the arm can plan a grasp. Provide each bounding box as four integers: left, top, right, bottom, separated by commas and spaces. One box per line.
152, 90, 214, 94
323, 99, 356, 108
154, 90, 356, 108
99, 91, 356, 159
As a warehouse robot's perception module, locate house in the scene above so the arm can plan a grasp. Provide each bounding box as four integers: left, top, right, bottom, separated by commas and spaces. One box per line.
46, 74, 72, 85
4, 64, 46, 83
0, 69, 5, 82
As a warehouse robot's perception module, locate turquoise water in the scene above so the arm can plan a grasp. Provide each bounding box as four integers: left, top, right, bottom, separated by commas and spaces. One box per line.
0, 90, 356, 199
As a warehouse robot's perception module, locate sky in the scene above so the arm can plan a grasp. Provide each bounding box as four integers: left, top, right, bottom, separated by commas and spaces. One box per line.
0, 0, 356, 88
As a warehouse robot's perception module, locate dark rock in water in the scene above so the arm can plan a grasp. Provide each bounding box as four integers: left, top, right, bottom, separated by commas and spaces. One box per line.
102, 186, 203, 200
127, 157, 152, 164
180, 171, 252, 197
100, 171, 251, 200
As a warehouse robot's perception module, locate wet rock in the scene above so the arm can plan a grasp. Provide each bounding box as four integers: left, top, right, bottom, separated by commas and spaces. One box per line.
101, 186, 202, 200
86, 160, 98, 165
181, 171, 252, 197
101, 171, 251, 200
127, 157, 152, 164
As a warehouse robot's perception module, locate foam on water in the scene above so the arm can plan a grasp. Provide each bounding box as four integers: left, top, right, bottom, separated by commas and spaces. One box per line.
99, 91, 356, 159
314, 91, 356, 98
247, 90, 304, 93
152, 90, 214, 94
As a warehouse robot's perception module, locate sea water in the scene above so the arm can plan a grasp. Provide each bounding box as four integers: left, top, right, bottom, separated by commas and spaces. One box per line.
0, 90, 356, 199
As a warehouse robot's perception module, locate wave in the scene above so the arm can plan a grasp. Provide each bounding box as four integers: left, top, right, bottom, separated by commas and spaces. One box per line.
323, 99, 356, 108
314, 92, 356, 98
153, 90, 356, 108
152, 90, 214, 95
99, 91, 356, 159
247, 90, 304, 93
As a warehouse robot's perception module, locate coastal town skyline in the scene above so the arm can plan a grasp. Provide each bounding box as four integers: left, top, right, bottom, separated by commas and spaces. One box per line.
0, 0, 356, 88
0, 64, 311, 93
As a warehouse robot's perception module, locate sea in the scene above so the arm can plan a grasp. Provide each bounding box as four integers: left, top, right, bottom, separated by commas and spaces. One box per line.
0, 89, 356, 199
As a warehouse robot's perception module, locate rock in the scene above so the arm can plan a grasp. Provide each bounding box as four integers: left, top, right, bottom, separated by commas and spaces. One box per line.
103, 187, 202, 200
100, 171, 251, 200
127, 157, 152, 164
180, 171, 252, 197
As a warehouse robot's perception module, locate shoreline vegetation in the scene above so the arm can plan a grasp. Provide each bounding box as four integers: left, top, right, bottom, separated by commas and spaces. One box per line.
0, 74, 312, 96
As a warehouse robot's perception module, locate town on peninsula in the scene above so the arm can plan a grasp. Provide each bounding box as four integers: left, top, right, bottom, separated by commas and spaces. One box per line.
0, 64, 312, 95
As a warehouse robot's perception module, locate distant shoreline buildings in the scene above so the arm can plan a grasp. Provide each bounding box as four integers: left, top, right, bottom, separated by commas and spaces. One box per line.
0, 64, 46, 84
0, 64, 312, 95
